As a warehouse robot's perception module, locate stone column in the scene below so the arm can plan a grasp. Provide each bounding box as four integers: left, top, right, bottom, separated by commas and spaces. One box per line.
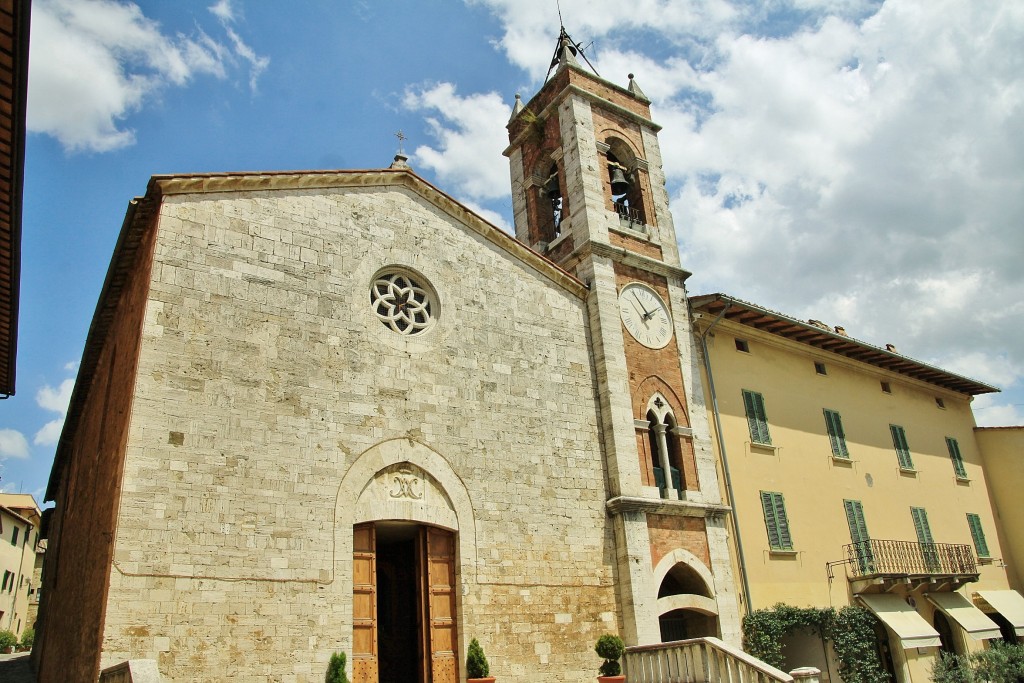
652, 422, 672, 498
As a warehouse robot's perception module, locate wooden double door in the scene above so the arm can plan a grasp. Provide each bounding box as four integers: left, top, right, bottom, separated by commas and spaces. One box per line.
352, 523, 458, 683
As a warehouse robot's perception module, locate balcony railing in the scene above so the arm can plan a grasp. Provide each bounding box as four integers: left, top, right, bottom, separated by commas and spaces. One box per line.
614, 200, 645, 227
844, 539, 977, 579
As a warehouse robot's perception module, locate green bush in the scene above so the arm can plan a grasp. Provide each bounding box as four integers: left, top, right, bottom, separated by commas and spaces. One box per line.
466, 638, 490, 678
932, 642, 1024, 683
931, 651, 975, 683
326, 652, 348, 683
18, 627, 34, 650
595, 633, 625, 677
973, 641, 1024, 683
742, 604, 889, 683
0, 629, 17, 650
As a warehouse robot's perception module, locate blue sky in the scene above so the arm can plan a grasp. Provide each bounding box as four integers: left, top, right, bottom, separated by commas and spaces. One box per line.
2, 0, 1022, 500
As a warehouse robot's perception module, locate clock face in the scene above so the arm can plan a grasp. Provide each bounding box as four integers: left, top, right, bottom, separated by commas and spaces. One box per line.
618, 283, 673, 349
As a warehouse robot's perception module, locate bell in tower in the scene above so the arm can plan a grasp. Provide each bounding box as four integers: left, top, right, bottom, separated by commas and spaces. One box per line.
503, 27, 681, 270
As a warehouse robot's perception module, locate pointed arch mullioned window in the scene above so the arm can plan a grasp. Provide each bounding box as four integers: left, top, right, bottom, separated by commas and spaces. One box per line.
645, 393, 685, 500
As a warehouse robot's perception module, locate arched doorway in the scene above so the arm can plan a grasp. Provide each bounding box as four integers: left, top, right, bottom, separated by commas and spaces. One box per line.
934, 609, 957, 656
656, 561, 720, 641
353, 521, 457, 683
337, 440, 477, 683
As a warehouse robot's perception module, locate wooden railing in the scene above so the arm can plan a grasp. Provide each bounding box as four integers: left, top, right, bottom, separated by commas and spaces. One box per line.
624, 637, 794, 683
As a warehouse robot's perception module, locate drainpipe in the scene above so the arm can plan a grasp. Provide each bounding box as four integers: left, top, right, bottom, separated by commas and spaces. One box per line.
696, 301, 753, 617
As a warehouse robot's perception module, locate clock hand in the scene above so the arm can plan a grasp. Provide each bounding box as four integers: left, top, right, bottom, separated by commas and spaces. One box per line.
633, 292, 654, 321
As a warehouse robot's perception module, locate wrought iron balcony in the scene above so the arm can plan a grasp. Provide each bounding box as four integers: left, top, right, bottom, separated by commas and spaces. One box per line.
844, 539, 978, 590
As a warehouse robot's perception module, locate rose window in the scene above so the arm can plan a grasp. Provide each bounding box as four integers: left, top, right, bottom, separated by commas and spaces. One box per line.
370, 271, 435, 335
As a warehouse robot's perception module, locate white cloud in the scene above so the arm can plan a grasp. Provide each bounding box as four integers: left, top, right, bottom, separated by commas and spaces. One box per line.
972, 394, 1024, 428
461, 200, 513, 233
403, 83, 512, 202
208, 0, 233, 23
35, 378, 75, 415
33, 377, 76, 447
33, 420, 65, 448
455, 0, 1024, 422
208, 0, 270, 92
0, 429, 30, 459
28, 0, 268, 152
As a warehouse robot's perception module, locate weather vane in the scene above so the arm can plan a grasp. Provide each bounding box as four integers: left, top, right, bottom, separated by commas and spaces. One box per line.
545, 1, 599, 82
395, 130, 407, 155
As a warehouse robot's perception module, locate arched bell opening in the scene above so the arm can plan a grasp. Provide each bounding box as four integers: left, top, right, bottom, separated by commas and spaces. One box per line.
604, 139, 647, 226
530, 159, 563, 245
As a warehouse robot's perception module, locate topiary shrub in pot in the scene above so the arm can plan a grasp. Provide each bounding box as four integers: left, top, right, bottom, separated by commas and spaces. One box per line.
595, 633, 626, 682
467, 638, 495, 682
326, 652, 349, 683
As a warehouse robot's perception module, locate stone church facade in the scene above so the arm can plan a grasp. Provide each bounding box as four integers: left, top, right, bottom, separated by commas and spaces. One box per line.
34, 34, 740, 683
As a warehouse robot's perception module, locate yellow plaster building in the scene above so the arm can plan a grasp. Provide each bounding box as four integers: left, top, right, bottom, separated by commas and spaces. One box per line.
691, 293, 1023, 683
974, 427, 1024, 592
0, 493, 41, 639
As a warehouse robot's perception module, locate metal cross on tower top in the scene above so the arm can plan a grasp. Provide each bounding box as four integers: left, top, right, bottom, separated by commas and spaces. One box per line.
394, 130, 407, 155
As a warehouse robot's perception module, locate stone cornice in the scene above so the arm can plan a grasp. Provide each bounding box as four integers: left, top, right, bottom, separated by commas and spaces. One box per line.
580, 240, 692, 282
606, 496, 731, 520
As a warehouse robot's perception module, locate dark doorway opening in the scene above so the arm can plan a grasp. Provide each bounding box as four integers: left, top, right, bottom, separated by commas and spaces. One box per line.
376, 523, 423, 683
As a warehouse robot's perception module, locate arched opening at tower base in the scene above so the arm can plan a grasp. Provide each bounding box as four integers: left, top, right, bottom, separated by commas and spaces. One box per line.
656, 560, 721, 641
353, 521, 458, 683
659, 608, 719, 642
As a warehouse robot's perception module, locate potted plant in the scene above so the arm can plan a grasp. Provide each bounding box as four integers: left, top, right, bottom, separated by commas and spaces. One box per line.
326, 652, 349, 683
0, 629, 16, 654
467, 638, 495, 683
595, 634, 626, 682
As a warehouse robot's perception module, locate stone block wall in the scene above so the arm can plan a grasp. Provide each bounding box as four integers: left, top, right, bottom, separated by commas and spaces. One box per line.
100, 184, 621, 681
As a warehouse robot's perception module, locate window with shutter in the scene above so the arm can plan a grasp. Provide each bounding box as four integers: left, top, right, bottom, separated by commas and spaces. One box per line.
966, 514, 990, 558
911, 507, 939, 571
760, 491, 793, 550
743, 390, 772, 445
844, 500, 874, 573
946, 437, 967, 479
889, 425, 914, 469
824, 409, 849, 458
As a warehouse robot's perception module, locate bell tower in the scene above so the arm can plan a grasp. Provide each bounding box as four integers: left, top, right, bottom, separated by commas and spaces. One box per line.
505, 27, 742, 647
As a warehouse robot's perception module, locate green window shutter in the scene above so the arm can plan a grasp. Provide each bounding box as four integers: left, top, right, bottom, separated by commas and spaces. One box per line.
743, 390, 772, 445
911, 507, 935, 544
946, 437, 967, 479
760, 491, 793, 550
824, 409, 849, 458
844, 499, 874, 573
911, 506, 939, 570
967, 513, 990, 558
890, 425, 914, 469
844, 500, 870, 545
